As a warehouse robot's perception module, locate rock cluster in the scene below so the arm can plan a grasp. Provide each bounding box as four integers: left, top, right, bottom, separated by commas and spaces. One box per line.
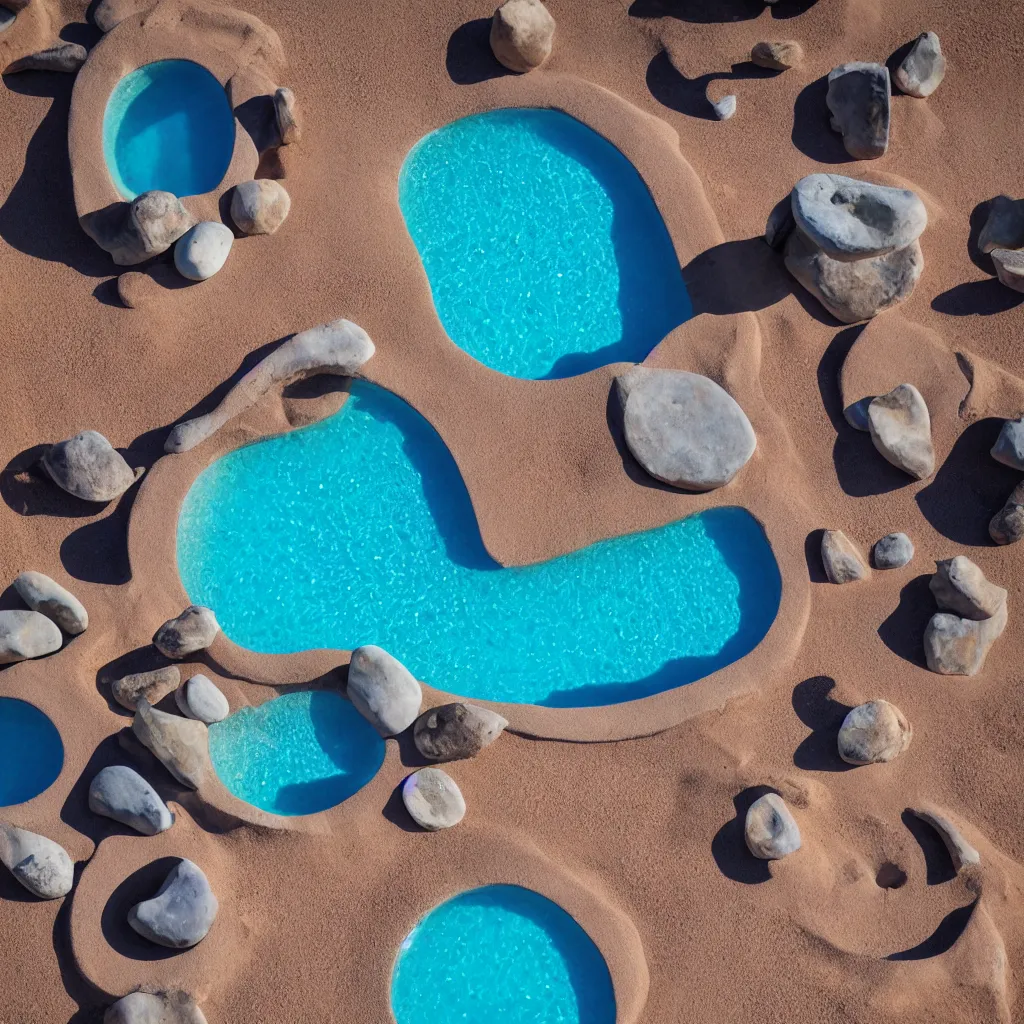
347, 645, 422, 736
0, 822, 73, 899
13, 571, 88, 634
867, 384, 935, 480
174, 222, 234, 282
924, 557, 1008, 675
42, 430, 141, 502
80, 191, 196, 267
133, 699, 210, 789
744, 793, 800, 860
105, 991, 208, 1024
88, 766, 173, 836
230, 180, 291, 235
821, 529, 869, 584
128, 859, 218, 948
413, 703, 507, 761
826, 62, 890, 160
978, 197, 1024, 294
402, 768, 466, 831
894, 32, 946, 99
490, 0, 554, 73
112, 666, 181, 711
616, 366, 756, 491
153, 606, 220, 659
176, 674, 229, 724
873, 532, 914, 569
837, 700, 912, 765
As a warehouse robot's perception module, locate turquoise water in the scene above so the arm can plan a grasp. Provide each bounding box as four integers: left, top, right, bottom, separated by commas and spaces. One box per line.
178, 382, 781, 707
208, 690, 385, 815
103, 60, 235, 200
0, 698, 64, 806
399, 108, 691, 379
392, 885, 616, 1024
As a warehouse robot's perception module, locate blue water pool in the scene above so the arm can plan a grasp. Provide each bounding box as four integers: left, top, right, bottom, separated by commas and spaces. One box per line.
392, 885, 616, 1024
208, 690, 385, 815
0, 698, 64, 806
103, 59, 236, 200
399, 108, 691, 379
178, 381, 781, 707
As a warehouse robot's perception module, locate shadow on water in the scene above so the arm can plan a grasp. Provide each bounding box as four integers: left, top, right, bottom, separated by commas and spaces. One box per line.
791, 676, 854, 772
711, 785, 775, 884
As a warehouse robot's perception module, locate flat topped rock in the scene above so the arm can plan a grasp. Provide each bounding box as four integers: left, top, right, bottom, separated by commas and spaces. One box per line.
89, 765, 173, 836
0, 822, 73, 899
838, 700, 912, 765
175, 674, 229, 724
490, 0, 555, 73
745, 793, 800, 860
895, 31, 946, 98
827, 62, 890, 160
13, 571, 88, 634
43, 430, 140, 503
868, 384, 935, 480
791, 174, 927, 262
128, 859, 218, 949
991, 418, 1024, 471
402, 768, 466, 831
616, 366, 756, 491
133, 699, 209, 790
930, 556, 1006, 620
0, 609, 63, 663
112, 666, 181, 711
347, 645, 422, 736
413, 703, 508, 762
153, 606, 219, 659
821, 530, 869, 584
104, 990, 208, 1024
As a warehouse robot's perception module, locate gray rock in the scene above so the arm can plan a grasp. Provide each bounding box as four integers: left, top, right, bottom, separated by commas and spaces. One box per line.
165, 319, 375, 453
616, 366, 756, 491
978, 196, 1024, 254
128, 859, 218, 949
764, 195, 795, 250
0, 609, 63, 663
402, 768, 466, 831
274, 86, 301, 145
838, 700, 912, 765
991, 418, 1024, 471
826, 62, 890, 160
991, 481, 1024, 545
910, 807, 980, 872
750, 40, 802, 71
112, 666, 181, 711
873, 532, 914, 569
490, 0, 554, 73
894, 31, 946, 98
5, 41, 87, 73
867, 384, 935, 480
990, 248, 1024, 294
843, 396, 873, 431
413, 703, 508, 762
930, 556, 1006, 620
791, 174, 927, 262
709, 94, 737, 121
175, 674, 229, 725
230, 180, 290, 236
80, 191, 196, 267
42, 430, 140, 502
132, 700, 209, 790
0, 822, 73, 899
88, 765, 173, 836
174, 222, 233, 282
744, 793, 801, 860
821, 530, 870, 584
347, 645, 422, 736
784, 229, 923, 323
924, 601, 1007, 676
13, 571, 88, 634
104, 990, 208, 1024
153, 606, 219, 659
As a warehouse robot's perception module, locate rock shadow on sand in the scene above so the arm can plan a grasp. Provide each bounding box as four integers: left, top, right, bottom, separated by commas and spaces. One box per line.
877, 574, 933, 668
630, 0, 818, 21
791, 73, 857, 164
791, 676, 854, 772
445, 17, 513, 85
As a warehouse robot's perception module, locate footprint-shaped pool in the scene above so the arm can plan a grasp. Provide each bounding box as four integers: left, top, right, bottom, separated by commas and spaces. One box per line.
399, 108, 691, 379
177, 382, 781, 707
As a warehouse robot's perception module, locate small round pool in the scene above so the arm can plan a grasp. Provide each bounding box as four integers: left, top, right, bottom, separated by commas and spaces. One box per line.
208, 690, 385, 815
103, 59, 236, 200
0, 698, 64, 805
392, 885, 616, 1024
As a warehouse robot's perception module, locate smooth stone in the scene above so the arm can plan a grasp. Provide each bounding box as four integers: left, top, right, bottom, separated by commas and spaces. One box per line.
165, 319, 375, 453
978, 196, 1024, 254
784, 230, 923, 323
413, 703, 508, 762
274, 86, 301, 145
0, 609, 63, 663
0, 822, 73, 899
174, 222, 233, 282
991, 481, 1024, 545
924, 601, 1007, 676
230, 179, 290, 236
175, 674, 229, 724
709, 94, 737, 121
991, 418, 1024, 471
153, 606, 220, 659
821, 530, 870, 584
80, 191, 196, 267
843, 396, 873, 431
750, 40, 802, 70
930, 556, 1006, 620
490, 0, 555, 73
13, 571, 87, 634
838, 700, 912, 765
128, 859, 218, 949
745, 793, 801, 860
873, 532, 914, 569
132, 700, 209, 789
827, 62, 890, 160
104, 991, 208, 1024
112, 666, 181, 712
990, 249, 1024, 294
867, 384, 935, 480
894, 31, 946, 98
402, 768, 466, 831
88, 765, 173, 836
616, 366, 756, 491
43, 430, 140, 502
5, 41, 87, 73
910, 808, 980, 872
791, 174, 927, 262
764, 195, 795, 250
347, 645, 422, 736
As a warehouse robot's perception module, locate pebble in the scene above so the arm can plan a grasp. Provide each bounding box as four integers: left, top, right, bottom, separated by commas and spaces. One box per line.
745, 793, 801, 860
837, 700, 912, 764
873, 532, 914, 569
174, 222, 233, 282
402, 768, 466, 831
